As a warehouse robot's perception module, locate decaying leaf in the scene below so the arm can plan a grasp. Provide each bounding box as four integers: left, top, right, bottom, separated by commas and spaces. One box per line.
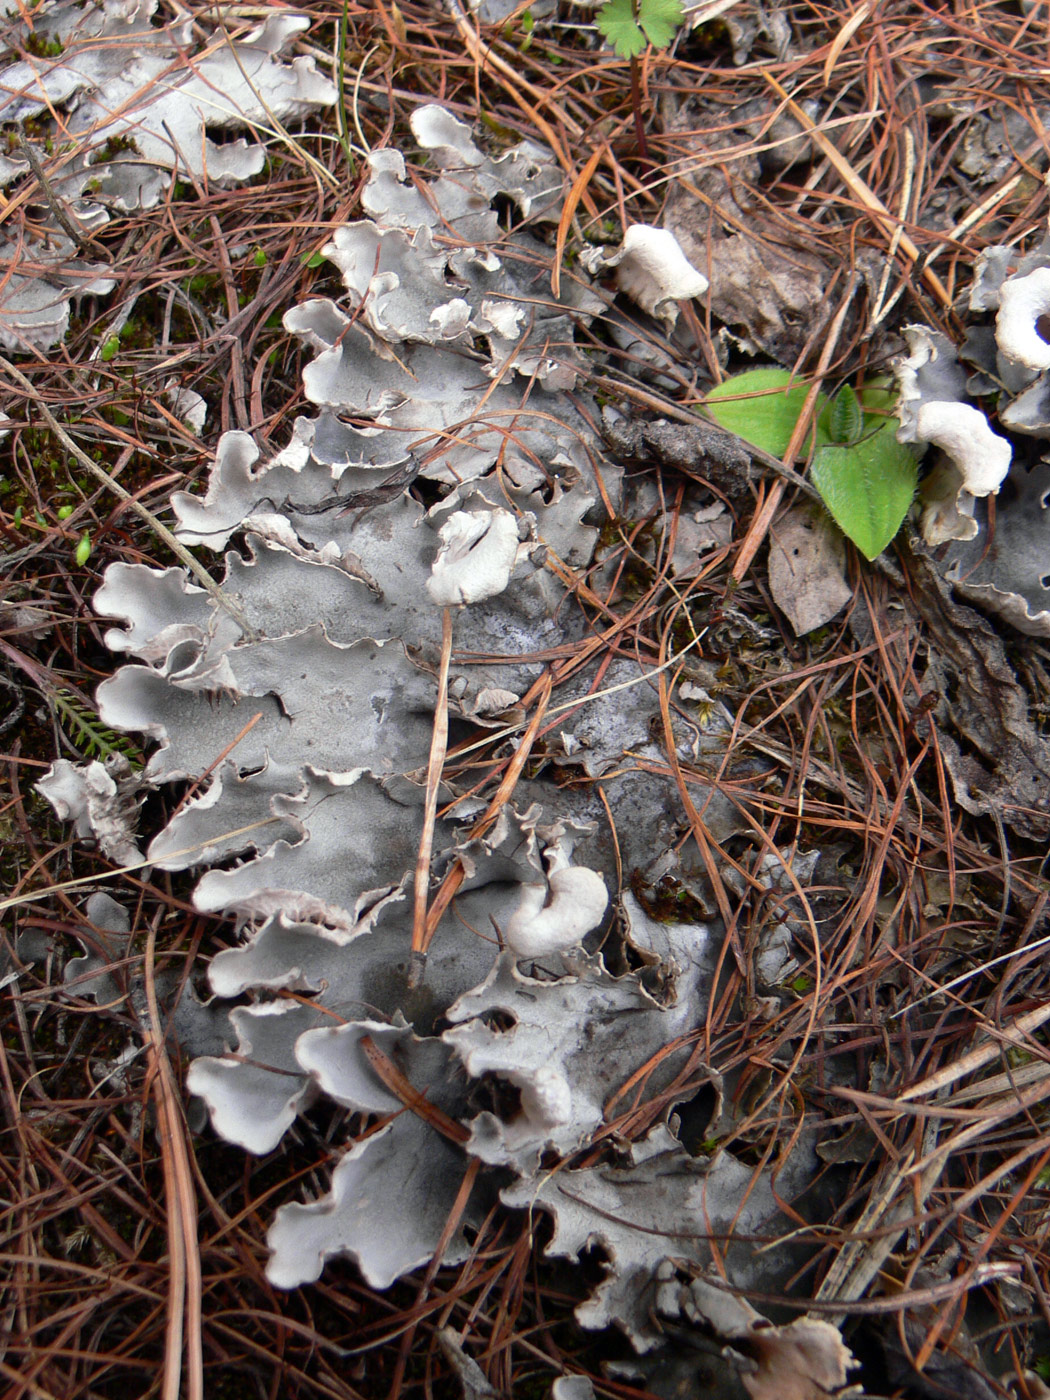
767, 506, 853, 636
723, 847, 820, 991
655, 1267, 860, 1400
663, 102, 838, 363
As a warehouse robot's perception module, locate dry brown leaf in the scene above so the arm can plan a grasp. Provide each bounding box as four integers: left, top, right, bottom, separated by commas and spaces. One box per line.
768, 507, 853, 635
733, 1316, 857, 1400
893, 538, 1050, 838
671, 1275, 859, 1400
663, 102, 840, 363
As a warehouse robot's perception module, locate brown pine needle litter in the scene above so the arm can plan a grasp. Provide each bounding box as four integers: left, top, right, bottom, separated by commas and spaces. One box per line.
3, 1, 1050, 1397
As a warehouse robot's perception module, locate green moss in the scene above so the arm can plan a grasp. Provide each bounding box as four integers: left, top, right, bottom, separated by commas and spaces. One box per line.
87, 133, 137, 165
24, 30, 63, 58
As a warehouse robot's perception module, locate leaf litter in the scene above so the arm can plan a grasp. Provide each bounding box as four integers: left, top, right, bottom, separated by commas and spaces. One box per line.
6, 2, 1050, 1398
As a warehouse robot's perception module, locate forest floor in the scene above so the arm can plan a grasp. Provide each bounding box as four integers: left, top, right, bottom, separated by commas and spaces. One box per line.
3, 2, 1050, 1398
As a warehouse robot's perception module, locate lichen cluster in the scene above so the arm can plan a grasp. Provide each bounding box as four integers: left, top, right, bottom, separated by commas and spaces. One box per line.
898, 240, 1050, 634
41, 107, 828, 1368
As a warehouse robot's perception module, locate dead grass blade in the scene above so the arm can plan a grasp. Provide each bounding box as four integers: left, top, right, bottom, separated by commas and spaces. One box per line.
410, 605, 454, 986
761, 72, 952, 309
144, 913, 203, 1400
552, 145, 603, 299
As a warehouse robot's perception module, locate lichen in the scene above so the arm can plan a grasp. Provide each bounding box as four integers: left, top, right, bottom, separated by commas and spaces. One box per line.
40, 106, 822, 1362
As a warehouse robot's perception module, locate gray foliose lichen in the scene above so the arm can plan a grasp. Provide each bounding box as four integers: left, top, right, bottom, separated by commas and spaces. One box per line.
40, 107, 819, 1354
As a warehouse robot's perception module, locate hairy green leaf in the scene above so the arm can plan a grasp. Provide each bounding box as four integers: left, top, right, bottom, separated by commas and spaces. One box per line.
811, 425, 918, 560
703, 368, 831, 459
596, 0, 647, 57
707, 370, 916, 558
638, 0, 684, 48
829, 384, 862, 444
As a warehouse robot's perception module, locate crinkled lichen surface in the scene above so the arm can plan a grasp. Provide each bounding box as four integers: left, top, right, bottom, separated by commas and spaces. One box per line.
0, 0, 336, 350
40, 107, 819, 1354
895, 236, 1050, 635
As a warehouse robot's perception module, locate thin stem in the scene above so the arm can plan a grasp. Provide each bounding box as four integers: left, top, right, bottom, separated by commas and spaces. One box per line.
628, 55, 650, 162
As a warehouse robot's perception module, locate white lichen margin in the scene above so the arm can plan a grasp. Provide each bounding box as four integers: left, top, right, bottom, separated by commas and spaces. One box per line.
996, 266, 1050, 370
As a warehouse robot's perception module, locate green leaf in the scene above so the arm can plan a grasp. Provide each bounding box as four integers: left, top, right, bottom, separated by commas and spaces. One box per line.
253, 246, 267, 268
100, 334, 120, 362
596, 0, 647, 58
810, 422, 918, 560
300, 249, 325, 269
704, 368, 831, 460
597, 0, 683, 56
50, 688, 142, 766
829, 384, 862, 444
638, 0, 684, 49
74, 530, 92, 567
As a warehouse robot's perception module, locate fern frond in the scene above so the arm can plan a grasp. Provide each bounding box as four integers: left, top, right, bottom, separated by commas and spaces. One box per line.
50, 688, 143, 767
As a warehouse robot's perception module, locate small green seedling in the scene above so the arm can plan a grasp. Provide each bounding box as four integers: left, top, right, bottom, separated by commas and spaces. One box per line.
704, 368, 920, 560
74, 530, 92, 567
596, 0, 685, 58
509, 9, 534, 52
57, 503, 74, 520
596, 0, 685, 160
100, 334, 120, 362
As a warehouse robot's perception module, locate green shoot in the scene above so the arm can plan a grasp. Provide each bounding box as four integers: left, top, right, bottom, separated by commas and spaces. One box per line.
704, 369, 921, 560
595, 0, 685, 159
596, 0, 684, 57
50, 688, 142, 766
